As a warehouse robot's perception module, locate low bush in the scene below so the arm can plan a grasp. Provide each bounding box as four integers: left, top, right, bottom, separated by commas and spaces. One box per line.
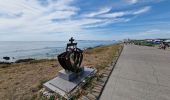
15, 58, 35, 63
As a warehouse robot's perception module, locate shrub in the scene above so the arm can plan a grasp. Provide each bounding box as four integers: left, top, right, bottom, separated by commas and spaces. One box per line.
15, 58, 35, 63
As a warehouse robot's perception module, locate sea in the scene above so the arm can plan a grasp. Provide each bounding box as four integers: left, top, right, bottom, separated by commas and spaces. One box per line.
0, 40, 116, 62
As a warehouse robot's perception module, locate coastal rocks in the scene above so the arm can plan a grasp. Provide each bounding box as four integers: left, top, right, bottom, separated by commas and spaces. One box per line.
0, 61, 11, 64
0, 58, 35, 65
3, 56, 10, 60
1, 56, 15, 63
39, 88, 56, 99
0, 57, 13, 65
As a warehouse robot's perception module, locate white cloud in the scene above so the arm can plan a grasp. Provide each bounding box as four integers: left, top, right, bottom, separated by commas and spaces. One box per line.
84, 18, 131, 28
0, 0, 152, 41
98, 6, 151, 18
99, 12, 127, 18
82, 7, 112, 17
133, 6, 151, 15
127, 0, 138, 4
0, 0, 79, 33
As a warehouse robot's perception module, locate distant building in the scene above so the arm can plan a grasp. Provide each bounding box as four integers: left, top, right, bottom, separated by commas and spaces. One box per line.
164, 39, 170, 43
145, 39, 153, 42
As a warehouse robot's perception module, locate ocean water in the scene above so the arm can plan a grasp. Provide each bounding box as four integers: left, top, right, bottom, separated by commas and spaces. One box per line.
0, 41, 116, 62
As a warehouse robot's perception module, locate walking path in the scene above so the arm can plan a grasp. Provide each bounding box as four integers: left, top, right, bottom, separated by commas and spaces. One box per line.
100, 45, 170, 100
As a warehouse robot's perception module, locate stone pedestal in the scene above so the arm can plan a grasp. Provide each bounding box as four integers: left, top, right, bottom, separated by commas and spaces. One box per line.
58, 67, 84, 81
43, 67, 96, 99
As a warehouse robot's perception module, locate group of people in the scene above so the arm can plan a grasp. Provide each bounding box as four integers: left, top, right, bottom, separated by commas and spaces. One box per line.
159, 42, 169, 50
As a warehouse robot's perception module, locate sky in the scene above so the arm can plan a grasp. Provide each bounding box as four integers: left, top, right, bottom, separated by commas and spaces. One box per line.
0, 0, 170, 41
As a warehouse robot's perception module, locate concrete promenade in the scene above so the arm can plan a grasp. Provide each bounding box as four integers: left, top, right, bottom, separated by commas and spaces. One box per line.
100, 45, 170, 100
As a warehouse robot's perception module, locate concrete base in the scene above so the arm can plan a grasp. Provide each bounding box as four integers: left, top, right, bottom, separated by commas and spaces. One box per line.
43, 67, 96, 99
58, 67, 84, 81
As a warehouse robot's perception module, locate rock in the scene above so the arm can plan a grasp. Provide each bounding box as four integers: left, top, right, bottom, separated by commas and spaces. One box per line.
3, 56, 10, 60
0, 62, 11, 64
39, 88, 46, 93
42, 91, 54, 99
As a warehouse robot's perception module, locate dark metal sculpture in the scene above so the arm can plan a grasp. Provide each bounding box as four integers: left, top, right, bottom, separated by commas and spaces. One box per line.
58, 37, 83, 73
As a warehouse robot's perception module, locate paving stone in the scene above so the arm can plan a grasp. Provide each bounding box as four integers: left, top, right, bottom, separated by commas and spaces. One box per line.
94, 84, 103, 88
86, 93, 96, 100
94, 81, 105, 86
104, 67, 112, 71
102, 73, 109, 77
79, 96, 90, 100
92, 88, 102, 93
92, 91, 100, 97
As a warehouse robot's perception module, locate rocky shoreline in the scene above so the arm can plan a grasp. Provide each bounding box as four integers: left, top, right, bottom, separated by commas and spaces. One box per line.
0, 58, 35, 64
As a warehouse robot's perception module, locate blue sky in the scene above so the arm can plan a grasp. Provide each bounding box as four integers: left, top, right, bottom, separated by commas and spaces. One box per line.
0, 0, 170, 41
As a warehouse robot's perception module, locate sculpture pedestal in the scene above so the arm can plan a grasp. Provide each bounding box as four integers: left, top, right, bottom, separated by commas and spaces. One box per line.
43, 67, 96, 99
58, 67, 84, 81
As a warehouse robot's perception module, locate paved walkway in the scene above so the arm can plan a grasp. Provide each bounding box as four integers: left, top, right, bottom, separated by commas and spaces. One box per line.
100, 45, 170, 100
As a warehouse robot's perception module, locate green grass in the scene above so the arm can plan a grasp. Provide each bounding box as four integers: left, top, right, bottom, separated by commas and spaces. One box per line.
133, 41, 155, 47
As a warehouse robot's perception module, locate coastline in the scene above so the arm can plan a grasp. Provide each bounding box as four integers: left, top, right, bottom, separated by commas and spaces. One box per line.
0, 41, 117, 62
0, 43, 116, 64
0, 44, 122, 100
